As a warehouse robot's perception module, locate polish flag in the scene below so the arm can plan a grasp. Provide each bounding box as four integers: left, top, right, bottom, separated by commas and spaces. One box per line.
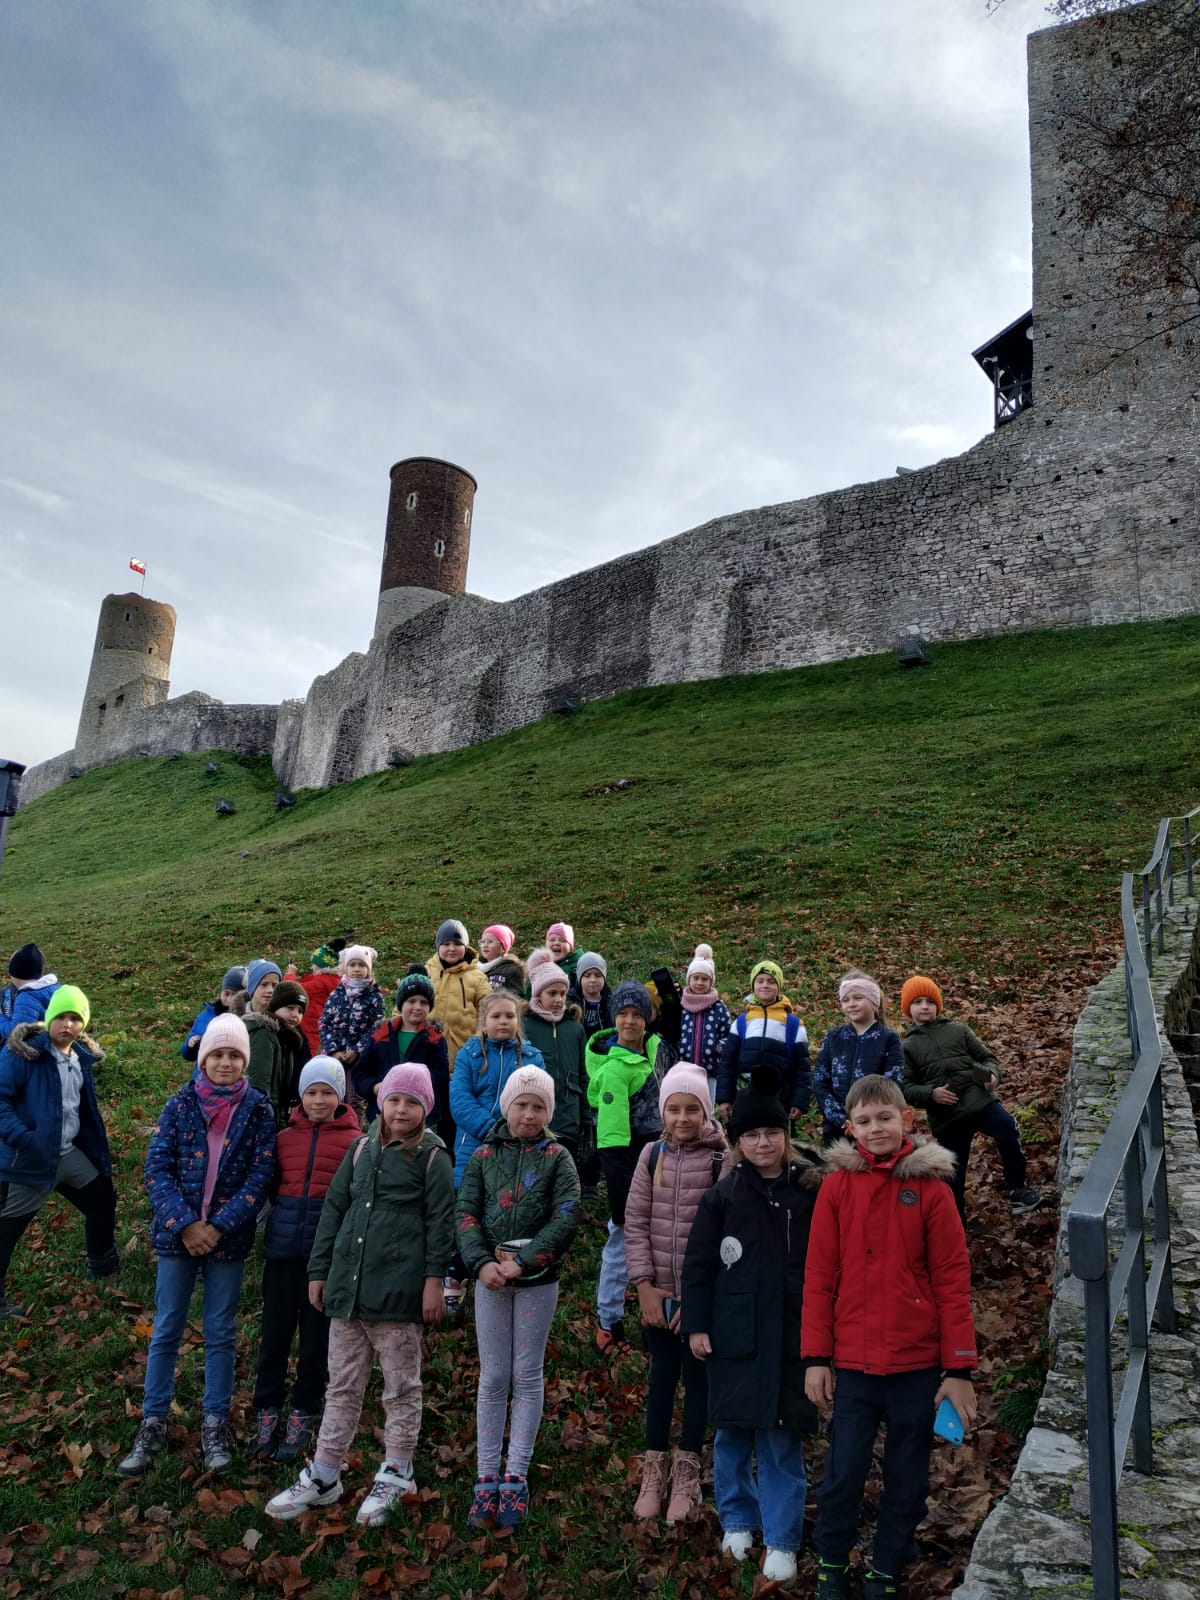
129, 558, 146, 575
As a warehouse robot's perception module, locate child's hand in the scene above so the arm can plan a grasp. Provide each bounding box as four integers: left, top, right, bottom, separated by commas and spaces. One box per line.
804, 1365, 835, 1411
187, 1035, 201, 1051
181, 1221, 214, 1256
285, 962, 298, 977
309, 1279, 327, 1311
788, 1106, 802, 1122
716, 1104, 732, 1122
935, 1376, 977, 1427
496, 1258, 523, 1282
422, 1276, 445, 1323
637, 1282, 668, 1329
932, 1086, 959, 1106
479, 1262, 507, 1290
688, 1332, 712, 1360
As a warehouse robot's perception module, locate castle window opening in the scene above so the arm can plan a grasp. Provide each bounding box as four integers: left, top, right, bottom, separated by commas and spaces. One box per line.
115, 694, 124, 708
464, 507, 471, 527
406, 491, 418, 511
148, 644, 155, 655
124, 612, 131, 622
433, 538, 446, 559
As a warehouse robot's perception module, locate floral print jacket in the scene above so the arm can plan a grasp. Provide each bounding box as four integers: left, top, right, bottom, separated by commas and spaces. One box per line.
318, 981, 386, 1059
455, 1118, 580, 1286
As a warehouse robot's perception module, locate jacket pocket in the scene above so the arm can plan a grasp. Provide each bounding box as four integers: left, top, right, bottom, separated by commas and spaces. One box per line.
711, 1290, 757, 1360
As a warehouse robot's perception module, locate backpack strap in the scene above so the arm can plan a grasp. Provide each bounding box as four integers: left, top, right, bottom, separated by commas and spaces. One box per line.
710, 1150, 724, 1186
351, 1135, 369, 1168
647, 1140, 665, 1184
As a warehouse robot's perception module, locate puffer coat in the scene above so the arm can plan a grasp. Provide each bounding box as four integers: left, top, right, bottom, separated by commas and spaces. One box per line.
455, 1117, 581, 1285
624, 1120, 731, 1298
263, 1101, 362, 1261
427, 950, 491, 1061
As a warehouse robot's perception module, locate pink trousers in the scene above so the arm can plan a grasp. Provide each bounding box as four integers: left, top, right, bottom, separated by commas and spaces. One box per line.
314, 1318, 423, 1462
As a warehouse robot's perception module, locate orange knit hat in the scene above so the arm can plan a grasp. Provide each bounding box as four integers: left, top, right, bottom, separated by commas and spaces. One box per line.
900, 975, 943, 1017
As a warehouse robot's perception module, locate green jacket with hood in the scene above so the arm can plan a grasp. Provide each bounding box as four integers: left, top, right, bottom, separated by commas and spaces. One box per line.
902, 1015, 1001, 1133
455, 1117, 580, 1284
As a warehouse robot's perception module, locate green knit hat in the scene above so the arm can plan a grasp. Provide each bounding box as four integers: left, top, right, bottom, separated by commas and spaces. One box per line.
46, 984, 90, 1030
749, 960, 784, 993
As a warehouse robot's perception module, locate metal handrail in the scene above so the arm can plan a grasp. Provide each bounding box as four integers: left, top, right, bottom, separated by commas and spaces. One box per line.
1065, 805, 1200, 1600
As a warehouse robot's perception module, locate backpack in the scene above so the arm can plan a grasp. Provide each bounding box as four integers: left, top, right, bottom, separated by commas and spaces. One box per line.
646, 1140, 724, 1188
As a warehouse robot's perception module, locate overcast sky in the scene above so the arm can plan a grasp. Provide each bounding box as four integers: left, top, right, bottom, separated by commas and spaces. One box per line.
3, 0, 1051, 767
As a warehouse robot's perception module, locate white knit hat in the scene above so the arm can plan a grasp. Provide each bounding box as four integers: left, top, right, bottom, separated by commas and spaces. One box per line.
499, 1065, 556, 1121
686, 943, 716, 983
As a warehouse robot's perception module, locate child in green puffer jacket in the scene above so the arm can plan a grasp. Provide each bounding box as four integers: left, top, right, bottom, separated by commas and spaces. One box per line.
456, 1065, 580, 1532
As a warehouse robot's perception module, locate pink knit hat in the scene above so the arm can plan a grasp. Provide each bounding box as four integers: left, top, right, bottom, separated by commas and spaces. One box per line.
546, 922, 575, 949
197, 1013, 251, 1070
340, 944, 378, 974
376, 1062, 434, 1115
482, 924, 515, 954
658, 1061, 713, 1118
500, 1065, 556, 1121
686, 943, 716, 983
526, 946, 569, 998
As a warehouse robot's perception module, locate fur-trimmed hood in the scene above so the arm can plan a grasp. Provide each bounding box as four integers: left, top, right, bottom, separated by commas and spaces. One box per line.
823, 1135, 954, 1181
6, 1020, 106, 1065
244, 1009, 280, 1035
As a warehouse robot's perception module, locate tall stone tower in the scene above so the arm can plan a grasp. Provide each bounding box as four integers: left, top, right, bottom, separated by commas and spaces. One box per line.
374, 456, 476, 639
74, 593, 176, 765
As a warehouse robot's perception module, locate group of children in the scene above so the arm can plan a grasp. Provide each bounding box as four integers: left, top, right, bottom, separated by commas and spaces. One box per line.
0, 926, 1045, 1593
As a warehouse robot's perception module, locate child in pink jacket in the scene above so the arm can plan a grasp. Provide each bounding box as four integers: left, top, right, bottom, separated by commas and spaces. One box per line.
624, 1062, 730, 1526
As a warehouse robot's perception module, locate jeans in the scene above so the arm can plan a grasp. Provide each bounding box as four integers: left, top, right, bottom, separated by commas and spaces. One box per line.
253, 1257, 332, 1414
814, 1366, 940, 1578
643, 1323, 708, 1453
142, 1253, 246, 1420
713, 1424, 808, 1551
596, 1221, 628, 1329
937, 1101, 1027, 1217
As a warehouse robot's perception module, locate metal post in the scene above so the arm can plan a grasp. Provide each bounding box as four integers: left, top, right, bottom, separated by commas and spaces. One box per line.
1142, 870, 1153, 970
0, 760, 25, 883
1186, 816, 1195, 899
1082, 1269, 1121, 1600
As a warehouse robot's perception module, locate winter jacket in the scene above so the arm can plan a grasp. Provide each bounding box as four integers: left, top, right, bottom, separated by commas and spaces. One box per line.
0, 1022, 111, 1188
455, 1117, 581, 1285
681, 1155, 824, 1433
264, 1101, 362, 1261
624, 1121, 731, 1298
902, 1017, 1002, 1134
353, 1019, 451, 1129
309, 1125, 454, 1323
145, 1077, 276, 1261
319, 981, 386, 1060
481, 955, 525, 1000
0, 975, 62, 1046
427, 950, 491, 1062
679, 998, 734, 1082
585, 1029, 669, 1150
276, 1019, 311, 1121
299, 971, 340, 1055
801, 1137, 976, 1376
520, 1005, 586, 1147
450, 1035, 548, 1184
812, 1021, 904, 1128
567, 980, 614, 1040
180, 999, 227, 1062
715, 1001, 811, 1111
244, 1012, 285, 1126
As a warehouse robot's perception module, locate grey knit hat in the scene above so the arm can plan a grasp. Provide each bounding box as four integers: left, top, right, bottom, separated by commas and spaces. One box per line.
575, 951, 608, 980
436, 919, 469, 948
611, 980, 653, 1024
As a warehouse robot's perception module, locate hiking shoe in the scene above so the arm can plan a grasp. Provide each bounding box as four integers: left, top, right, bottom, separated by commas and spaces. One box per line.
201, 1414, 234, 1474
117, 1417, 169, 1477
443, 1277, 464, 1317
0, 1296, 26, 1321
721, 1530, 754, 1562
634, 1449, 667, 1519
276, 1408, 318, 1463
815, 1559, 851, 1597
595, 1320, 632, 1357
1010, 1188, 1044, 1215
864, 1574, 899, 1600
265, 1464, 343, 1520
356, 1461, 415, 1526
467, 1476, 500, 1529
763, 1549, 797, 1584
86, 1247, 121, 1280
251, 1407, 281, 1460
495, 1472, 529, 1528
665, 1448, 702, 1524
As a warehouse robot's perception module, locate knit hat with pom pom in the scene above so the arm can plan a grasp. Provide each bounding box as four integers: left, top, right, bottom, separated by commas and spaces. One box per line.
686, 943, 716, 984
526, 946, 570, 999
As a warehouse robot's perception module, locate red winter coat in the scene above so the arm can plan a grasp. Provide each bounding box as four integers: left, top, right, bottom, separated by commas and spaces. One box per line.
299, 972, 340, 1055
624, 1121, 731, 1299
801, 1136, 977, 1375
264, 1100, 361, 1261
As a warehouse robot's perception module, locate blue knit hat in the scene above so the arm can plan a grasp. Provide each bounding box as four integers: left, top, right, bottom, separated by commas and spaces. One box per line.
611, 980, 653, 1024
245, 959, 282, 1000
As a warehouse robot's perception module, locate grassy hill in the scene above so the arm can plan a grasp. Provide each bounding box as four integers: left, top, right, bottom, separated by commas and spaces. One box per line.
0, 616, 1198, 1599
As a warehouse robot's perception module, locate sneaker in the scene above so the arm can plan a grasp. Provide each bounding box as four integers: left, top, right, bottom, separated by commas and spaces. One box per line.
815, 1558, 852, 1597
251, 1407, 281, 1460
763, 1548, 797, 1584
86, 1247, 121, 1280
276, 1408, 318, 1463
1010, 1188, 1044, 1215
117, 1417, 168, 1478
356, 1461, 416, 1527
265, 1464, 343, 1521
595, 1320, 632, 1357
664, 1448, 701, 1525
443, 1277, 464, 1317
864, 1574, 899, 1600
721, 1531, 754, 1562
201, 1414, 234, 1474
495, 1472, 529, 1528
634, 1449, 667, 1519
467, 1476, 500, 1529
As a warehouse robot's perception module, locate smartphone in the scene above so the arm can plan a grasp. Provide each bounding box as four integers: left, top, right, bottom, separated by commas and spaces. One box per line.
663, 1298, 680, 1327
934, 1397, 964, 1445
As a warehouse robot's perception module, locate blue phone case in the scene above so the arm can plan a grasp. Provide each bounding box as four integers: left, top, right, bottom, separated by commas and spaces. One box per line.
934, 1397, 964, 1444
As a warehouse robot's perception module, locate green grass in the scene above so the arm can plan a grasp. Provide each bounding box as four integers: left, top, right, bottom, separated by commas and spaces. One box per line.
0, 616, 1198, 1597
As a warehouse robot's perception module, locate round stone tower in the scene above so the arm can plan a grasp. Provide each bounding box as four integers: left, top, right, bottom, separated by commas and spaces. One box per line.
74, 592, 176, 764
374, 456, 476, 639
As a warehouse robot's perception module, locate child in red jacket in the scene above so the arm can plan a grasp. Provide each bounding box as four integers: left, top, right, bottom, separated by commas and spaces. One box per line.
802, 1075, 977, 1600
250, 1056, 360, 1462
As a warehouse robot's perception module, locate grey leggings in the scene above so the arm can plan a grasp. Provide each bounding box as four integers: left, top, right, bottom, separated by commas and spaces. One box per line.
473, 1279, 559, 1479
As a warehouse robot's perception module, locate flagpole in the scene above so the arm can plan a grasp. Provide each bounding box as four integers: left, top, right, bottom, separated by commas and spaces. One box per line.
141, 567, 146, 596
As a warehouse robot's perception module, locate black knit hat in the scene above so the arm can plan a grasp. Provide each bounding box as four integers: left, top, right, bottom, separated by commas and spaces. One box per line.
8, 943, 43, 980
268, 979, 309, 1014
396, 963, 436, 1008
728, 1065, 789, 1143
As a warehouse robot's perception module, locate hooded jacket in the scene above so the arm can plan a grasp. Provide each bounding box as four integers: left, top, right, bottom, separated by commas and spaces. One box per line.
264, 1100, 362, 1261
318, 980, 386, 1060
353, 1018, 450, 1128
715, 1000, 811, 1111
801, 1136, 976, 1376
0, 1022, 111, 1188
902, 1016, 1002, 1133
0, 975, 62, 1047
585, 1028, 668, 1150
679, 998, 734, 1081
455, 1116, 581, 1285
309, 1124, 454, 1323
812, 1020, 904, 1127
624, 1119, 731, 1298
481, 955, 526, 1000
427, 949, 491, 1061
450, 1034, 548, 1183
299, 970, 340, 1054
520, 1003, 586, 1147
681, 1154, 824, 1432
243, 1010, 285, 1126
567, 978, 614, 1040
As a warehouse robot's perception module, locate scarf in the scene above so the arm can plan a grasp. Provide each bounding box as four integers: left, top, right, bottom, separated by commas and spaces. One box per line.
528, 995, 566, 1024
193, 1070, 250, 1139
681, 988, 720, 1014
341, 976, 371, 998
858, 1136, 914, 1171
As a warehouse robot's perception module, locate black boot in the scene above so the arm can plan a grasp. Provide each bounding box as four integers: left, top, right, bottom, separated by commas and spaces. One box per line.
0, 1214, 32, 1318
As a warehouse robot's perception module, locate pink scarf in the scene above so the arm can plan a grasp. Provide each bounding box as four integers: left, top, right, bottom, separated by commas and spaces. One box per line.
193, 1072, 249, 1222
681, 988, 721, 1014
528, 995, 566, 1024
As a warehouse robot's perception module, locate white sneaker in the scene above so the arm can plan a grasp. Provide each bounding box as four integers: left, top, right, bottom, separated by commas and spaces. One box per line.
356, 1461, 416, 1526
762, 1548, 797, 1583
264, 1464, 343, 1520
721, 1530, 754, 1562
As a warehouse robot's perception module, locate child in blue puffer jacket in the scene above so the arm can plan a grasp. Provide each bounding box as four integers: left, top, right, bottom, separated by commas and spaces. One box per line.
812, 970, 904, 1145
449, 993, 546, 1187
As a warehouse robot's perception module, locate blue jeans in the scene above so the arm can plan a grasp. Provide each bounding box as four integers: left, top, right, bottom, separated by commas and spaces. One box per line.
142, 1254, 245, 1421
713, 1424, 808, 1551
596, 1221, 627, 1329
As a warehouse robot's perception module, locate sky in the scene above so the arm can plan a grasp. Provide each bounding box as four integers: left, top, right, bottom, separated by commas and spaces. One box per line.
2, 0, 1053, 766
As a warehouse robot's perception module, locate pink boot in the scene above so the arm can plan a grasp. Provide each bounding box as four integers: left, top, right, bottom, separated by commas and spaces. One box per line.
634, 1449, 668, 1519
665, 1449, 702, 1525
